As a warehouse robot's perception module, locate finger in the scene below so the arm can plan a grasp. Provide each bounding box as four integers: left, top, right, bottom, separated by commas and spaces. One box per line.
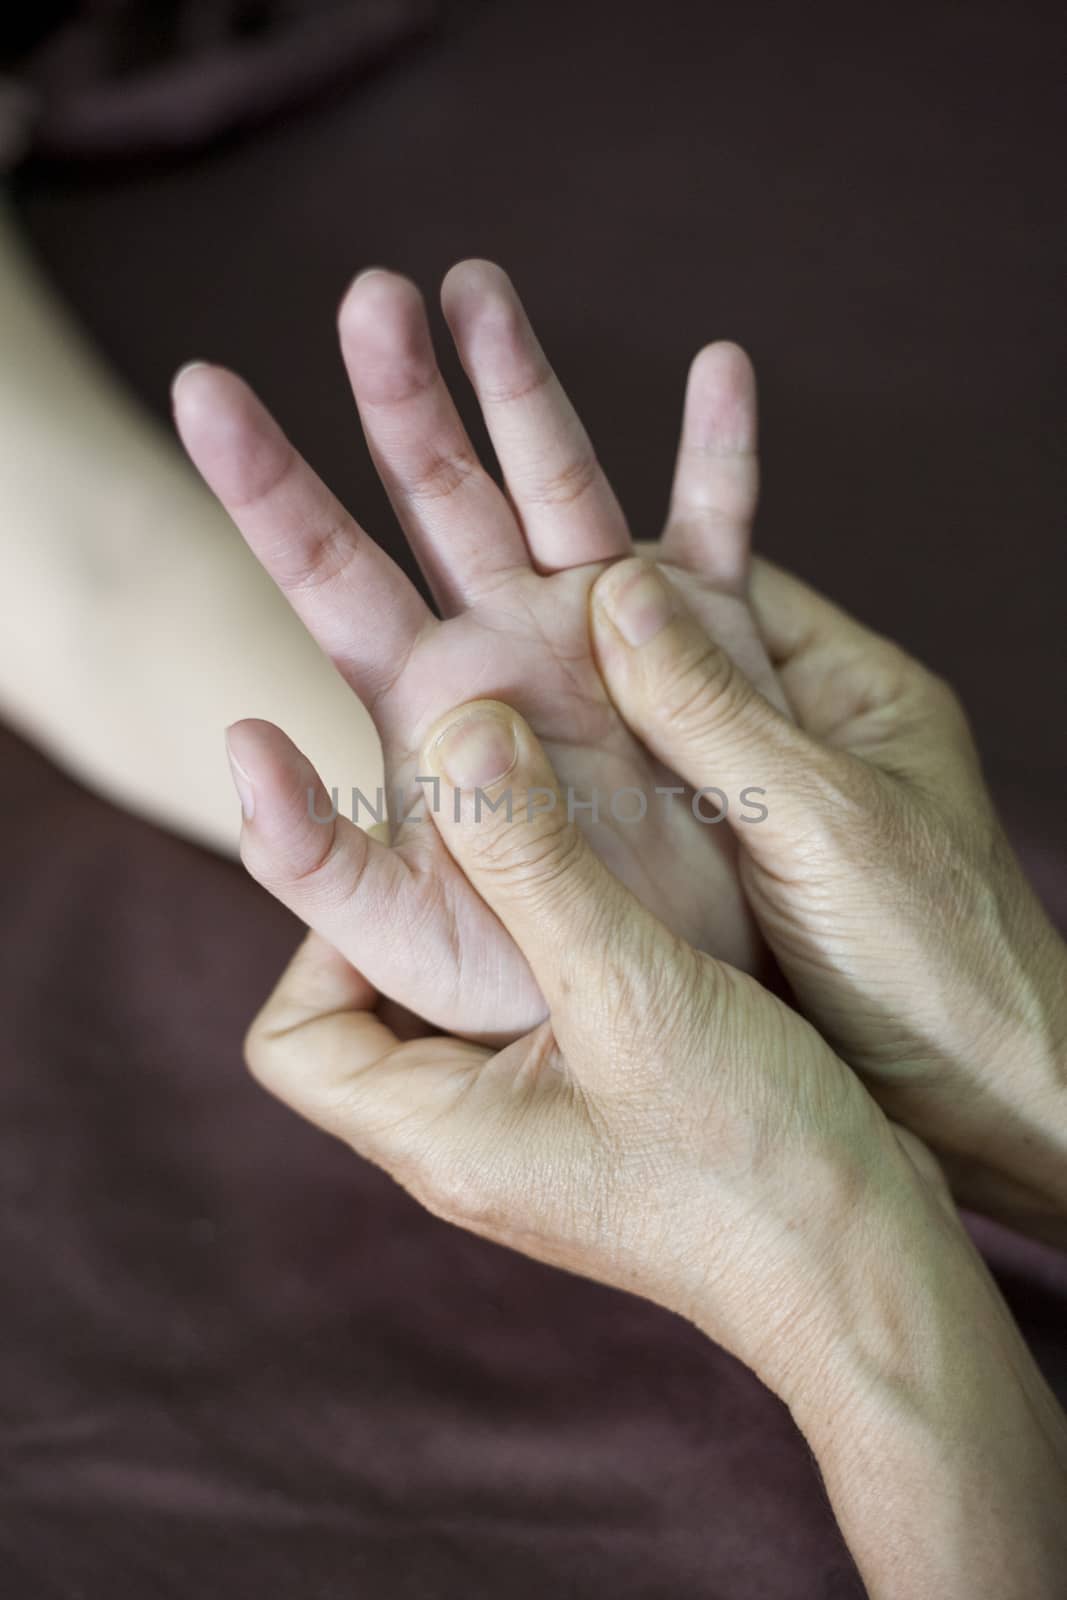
441, 260, 631, 571
420, 698, 680, 1049
590, 559, 826, 858
225, 717, 453, 1022
750, 558, 898, 733
750, 558, 978, 779
660, 342, 759, 590
337, 270, 529, 614
245, 928, 492, 1170
750, 557, 893, 669
247, 934, 587, 1261
752, 556, 922, 715
173, 363, 432, 713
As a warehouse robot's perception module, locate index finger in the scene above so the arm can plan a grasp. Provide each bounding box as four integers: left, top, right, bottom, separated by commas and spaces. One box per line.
173, 362, 433, 715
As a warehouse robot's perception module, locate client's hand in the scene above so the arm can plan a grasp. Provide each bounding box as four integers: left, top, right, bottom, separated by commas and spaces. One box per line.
588, 555, 1067, 1241
174, 262, 784, 1042
239, 696, 1067, 1600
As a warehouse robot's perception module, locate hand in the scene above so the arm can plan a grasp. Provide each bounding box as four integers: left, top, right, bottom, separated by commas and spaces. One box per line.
238, 694, 944, 1391
175, 262, 784, 1041
239, 695, 1067, 1600
587, 553, 1067, 1241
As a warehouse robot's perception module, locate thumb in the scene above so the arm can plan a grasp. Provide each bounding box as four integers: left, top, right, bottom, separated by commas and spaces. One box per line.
590, 558, 834, 857
421, 699, 678, 1040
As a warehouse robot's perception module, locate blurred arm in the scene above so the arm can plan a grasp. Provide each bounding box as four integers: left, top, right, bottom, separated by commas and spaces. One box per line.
0, 198, 380, 854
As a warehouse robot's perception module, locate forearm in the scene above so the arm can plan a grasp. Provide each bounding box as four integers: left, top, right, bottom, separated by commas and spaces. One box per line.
0, 200, 381, 853
786, 1193, 1067, 1597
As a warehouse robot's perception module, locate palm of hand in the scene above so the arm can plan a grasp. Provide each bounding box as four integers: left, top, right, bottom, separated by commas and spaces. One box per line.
378, 557, 773, 1035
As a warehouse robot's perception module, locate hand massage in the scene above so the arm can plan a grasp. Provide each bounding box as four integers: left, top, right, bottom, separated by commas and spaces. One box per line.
2, 5, 1064, 1596
176, 262, 1067, 1598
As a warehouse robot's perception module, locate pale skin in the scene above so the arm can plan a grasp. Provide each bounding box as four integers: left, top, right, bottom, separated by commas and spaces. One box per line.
0, 199, 380, 853
175, 261, 787, 1041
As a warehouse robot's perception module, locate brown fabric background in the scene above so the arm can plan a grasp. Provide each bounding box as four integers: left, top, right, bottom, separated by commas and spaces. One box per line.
0, 2, 441, 168
2, 2, 1065, 1595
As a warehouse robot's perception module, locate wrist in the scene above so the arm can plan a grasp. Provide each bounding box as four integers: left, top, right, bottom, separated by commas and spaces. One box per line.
684, 1115, 949, 1406
784, 1179, 1067, 1597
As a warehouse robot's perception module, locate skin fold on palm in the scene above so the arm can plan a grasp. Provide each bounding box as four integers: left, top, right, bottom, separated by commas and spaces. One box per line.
175, 260, 785, 1041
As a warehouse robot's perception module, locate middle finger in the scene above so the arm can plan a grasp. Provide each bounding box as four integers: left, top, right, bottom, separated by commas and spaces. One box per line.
338, 269, 529, 614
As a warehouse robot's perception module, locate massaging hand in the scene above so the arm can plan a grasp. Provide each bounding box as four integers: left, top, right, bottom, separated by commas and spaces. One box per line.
588, 554, 1067, 1241
237, 696, 1067, 1599
239, 692, 947, 1387
175, 261, 784, 1040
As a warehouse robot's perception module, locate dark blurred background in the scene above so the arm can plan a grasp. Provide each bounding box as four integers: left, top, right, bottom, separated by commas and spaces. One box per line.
9, 0, 1066, 857
1, 3, 1064, 1596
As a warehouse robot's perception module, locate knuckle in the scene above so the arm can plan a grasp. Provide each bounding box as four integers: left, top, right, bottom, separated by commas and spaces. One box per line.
406, 1150, 506, 1236
470, 803, 585, 905
877, 662, 982, 795
479, 328, 552, 405
521, 446, 600, 509
825, 763, 886, 842
241, 996, 340, 1107
225, 433, 297, 515
777, 751, 886, 866
242, 1008, 294, 1097
597, 931, 707, 1075
242, 1013, 273, 1087
282, 514, 361, 595
483, 364, 550, 406
919, 668, 974, 744
359, 361, 435, 409
252, 819, 368, 914
652, 636, 740, 736
405, 444, 481, 503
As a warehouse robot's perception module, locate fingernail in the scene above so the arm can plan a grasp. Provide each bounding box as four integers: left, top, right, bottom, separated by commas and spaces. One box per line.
172, 360, 207, 394
225, 732, 255, 821
602, 566, 676, 647
353, 266, 389, 284
434, 712, 518, 789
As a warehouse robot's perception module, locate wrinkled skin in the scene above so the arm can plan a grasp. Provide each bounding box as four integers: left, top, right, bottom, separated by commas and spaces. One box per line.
588, 551, 1067, 1242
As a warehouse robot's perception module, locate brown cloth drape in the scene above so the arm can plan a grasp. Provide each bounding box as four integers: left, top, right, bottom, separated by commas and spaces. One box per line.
0, 1, 440, 168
